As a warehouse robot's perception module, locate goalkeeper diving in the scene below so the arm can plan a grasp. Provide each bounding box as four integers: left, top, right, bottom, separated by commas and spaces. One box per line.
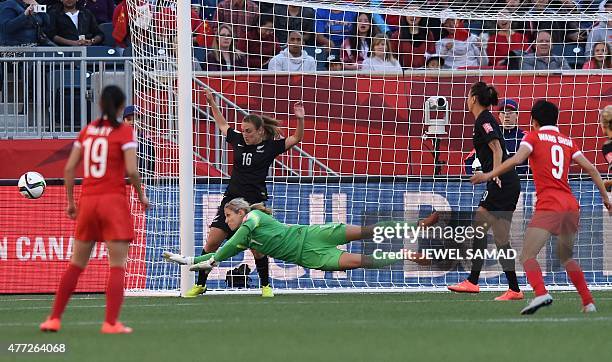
163, 198, 437, 272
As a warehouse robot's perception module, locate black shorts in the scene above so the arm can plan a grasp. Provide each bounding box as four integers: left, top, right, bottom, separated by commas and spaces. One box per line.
478, 180, 521, 220
210, 195, 266, 236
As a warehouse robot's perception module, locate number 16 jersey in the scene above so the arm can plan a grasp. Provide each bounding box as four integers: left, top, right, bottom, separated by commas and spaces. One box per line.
520, 125, 581, 211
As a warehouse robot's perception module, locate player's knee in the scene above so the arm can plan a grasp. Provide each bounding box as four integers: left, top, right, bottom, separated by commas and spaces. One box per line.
518, 252, 532, 265
558, 250, 573, 265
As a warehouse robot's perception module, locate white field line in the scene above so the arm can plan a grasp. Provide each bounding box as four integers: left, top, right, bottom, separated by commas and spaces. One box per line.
1, 316, 611, 328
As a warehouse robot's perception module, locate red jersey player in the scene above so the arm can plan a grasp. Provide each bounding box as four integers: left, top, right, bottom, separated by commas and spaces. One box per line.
471, 100, 612, 315
40, 86, 149, 334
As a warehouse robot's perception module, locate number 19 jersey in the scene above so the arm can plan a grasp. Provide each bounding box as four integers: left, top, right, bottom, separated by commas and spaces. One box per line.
75, 119, 137, 196
520, 125, 581, 211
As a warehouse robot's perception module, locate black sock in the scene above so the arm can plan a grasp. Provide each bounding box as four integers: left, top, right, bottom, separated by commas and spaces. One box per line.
467, 234, 487, 285
498, 245, 520, 292
196, 249, 211, 286
255, 256, 270, 287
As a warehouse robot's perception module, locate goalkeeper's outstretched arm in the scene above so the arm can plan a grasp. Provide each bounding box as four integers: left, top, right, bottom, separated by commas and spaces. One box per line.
162, 225, 253, 269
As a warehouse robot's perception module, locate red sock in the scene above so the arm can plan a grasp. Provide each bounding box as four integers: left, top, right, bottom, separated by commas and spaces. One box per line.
105, 267, 126, 325
50, 264, 84, 319
565, 259, 594, 306
523, 258, 547, 297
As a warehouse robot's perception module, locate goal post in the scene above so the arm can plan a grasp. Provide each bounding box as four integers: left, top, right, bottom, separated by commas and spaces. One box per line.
124, 0, 612, 296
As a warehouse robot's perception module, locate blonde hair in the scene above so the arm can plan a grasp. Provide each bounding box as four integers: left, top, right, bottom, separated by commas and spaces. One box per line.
224, 198, 273, 215
601, 105, 612, 130
370, 34, 396, 61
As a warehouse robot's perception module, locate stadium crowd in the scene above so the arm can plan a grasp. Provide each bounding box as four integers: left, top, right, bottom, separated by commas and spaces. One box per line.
0, 0, 611, 71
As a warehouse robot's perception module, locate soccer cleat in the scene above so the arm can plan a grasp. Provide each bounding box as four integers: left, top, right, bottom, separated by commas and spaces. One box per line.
261, 285, 274, 298
101, 321, 133, 334
495, 289, 524, 301
184, 284, 207, 298
162, 251, 192, 265
520, 293, 553, 315
447, 280, 480, 293
582, 303, 597, 313
39, 317, 61, 332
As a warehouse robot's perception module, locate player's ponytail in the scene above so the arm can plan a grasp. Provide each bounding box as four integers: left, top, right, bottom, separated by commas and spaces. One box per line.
243, 114, 281, 140
225, 198, 273, 216
99, 85, 126, 128
470, 81, 499, 108
250, 202, 273, 215
601, 105, 612, 131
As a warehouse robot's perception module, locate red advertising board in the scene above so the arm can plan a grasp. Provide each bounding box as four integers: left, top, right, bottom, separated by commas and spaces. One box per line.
0, 185, 147, 293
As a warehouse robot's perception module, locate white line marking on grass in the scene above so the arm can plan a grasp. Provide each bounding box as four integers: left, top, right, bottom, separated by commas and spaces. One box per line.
2, 316, 611, 329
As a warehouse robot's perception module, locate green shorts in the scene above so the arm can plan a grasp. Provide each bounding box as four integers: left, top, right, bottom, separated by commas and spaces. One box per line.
299, 223, 347, 271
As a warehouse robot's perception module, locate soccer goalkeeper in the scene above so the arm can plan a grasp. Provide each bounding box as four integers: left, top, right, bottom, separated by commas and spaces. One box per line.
163, 198, 437, 272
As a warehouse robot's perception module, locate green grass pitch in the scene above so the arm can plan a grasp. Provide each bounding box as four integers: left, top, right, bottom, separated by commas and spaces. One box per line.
1, 291, 612, 362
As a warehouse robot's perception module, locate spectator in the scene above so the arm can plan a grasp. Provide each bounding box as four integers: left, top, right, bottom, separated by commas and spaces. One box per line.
0, 0, 50, 46
526, 0, 583, 44
341, 12, 380, 70
47, 0, 103, 46
520, 31, 570, 70
315, 8, 356, 49
202, 23, 246, 71
586, 0, 612, 55
583, 41, 612, 69
361, 34, 402, 72
212, 0, 258, 43
436, 11, 487, 69
497, 98, 528, 175
123, 105, 155, 175
486, 15, 530, 66
465, 98, 528, 175
425, 54, 444, 69
111, 0, 128, 47
326, 47, 344, 71
268, 30, 316, 72
82, 0, 114, 25
268, 4, 315, 47
238, 14, 280, 69
390, 13, 435, 68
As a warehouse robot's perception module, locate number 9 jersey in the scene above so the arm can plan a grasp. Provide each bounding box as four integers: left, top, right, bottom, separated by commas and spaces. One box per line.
520, 125, 581, 212
75, 119, 137, 196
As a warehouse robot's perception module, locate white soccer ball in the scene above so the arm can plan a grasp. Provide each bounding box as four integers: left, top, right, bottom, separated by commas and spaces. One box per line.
18, 172, 46, 199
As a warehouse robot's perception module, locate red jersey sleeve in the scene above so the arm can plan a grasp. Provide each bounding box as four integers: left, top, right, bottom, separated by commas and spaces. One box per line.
74, 126, 88, 149
119, 124, 138, 151
519, 131, 537, 153
570, 139, 583, 160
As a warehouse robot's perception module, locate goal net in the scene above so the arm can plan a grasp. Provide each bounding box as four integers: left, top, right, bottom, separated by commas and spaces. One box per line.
125, 0, 612, 295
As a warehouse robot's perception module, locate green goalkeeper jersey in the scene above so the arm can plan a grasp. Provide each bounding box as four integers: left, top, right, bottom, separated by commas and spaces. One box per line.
213, 210, 309, 264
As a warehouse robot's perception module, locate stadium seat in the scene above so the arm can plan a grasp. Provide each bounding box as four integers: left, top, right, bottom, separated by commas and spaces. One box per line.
552, 43, 586, 69
99, 23, 116, 47
86, 46, 118, 58
193, 46, 207, 65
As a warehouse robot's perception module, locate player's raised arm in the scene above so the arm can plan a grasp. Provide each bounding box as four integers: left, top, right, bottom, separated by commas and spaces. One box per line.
285, 102, 305, 150
204, 89, 230, 136
471, 144, 531, 185
573, 153, 612, 214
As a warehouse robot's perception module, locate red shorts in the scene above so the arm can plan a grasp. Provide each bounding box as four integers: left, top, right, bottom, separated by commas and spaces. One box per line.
75, 193, 135, 242
529, 210, 580, 235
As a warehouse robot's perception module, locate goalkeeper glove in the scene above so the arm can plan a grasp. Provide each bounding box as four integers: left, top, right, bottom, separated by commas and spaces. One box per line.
189, 257, 217, 272
162, 251, 193, 265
